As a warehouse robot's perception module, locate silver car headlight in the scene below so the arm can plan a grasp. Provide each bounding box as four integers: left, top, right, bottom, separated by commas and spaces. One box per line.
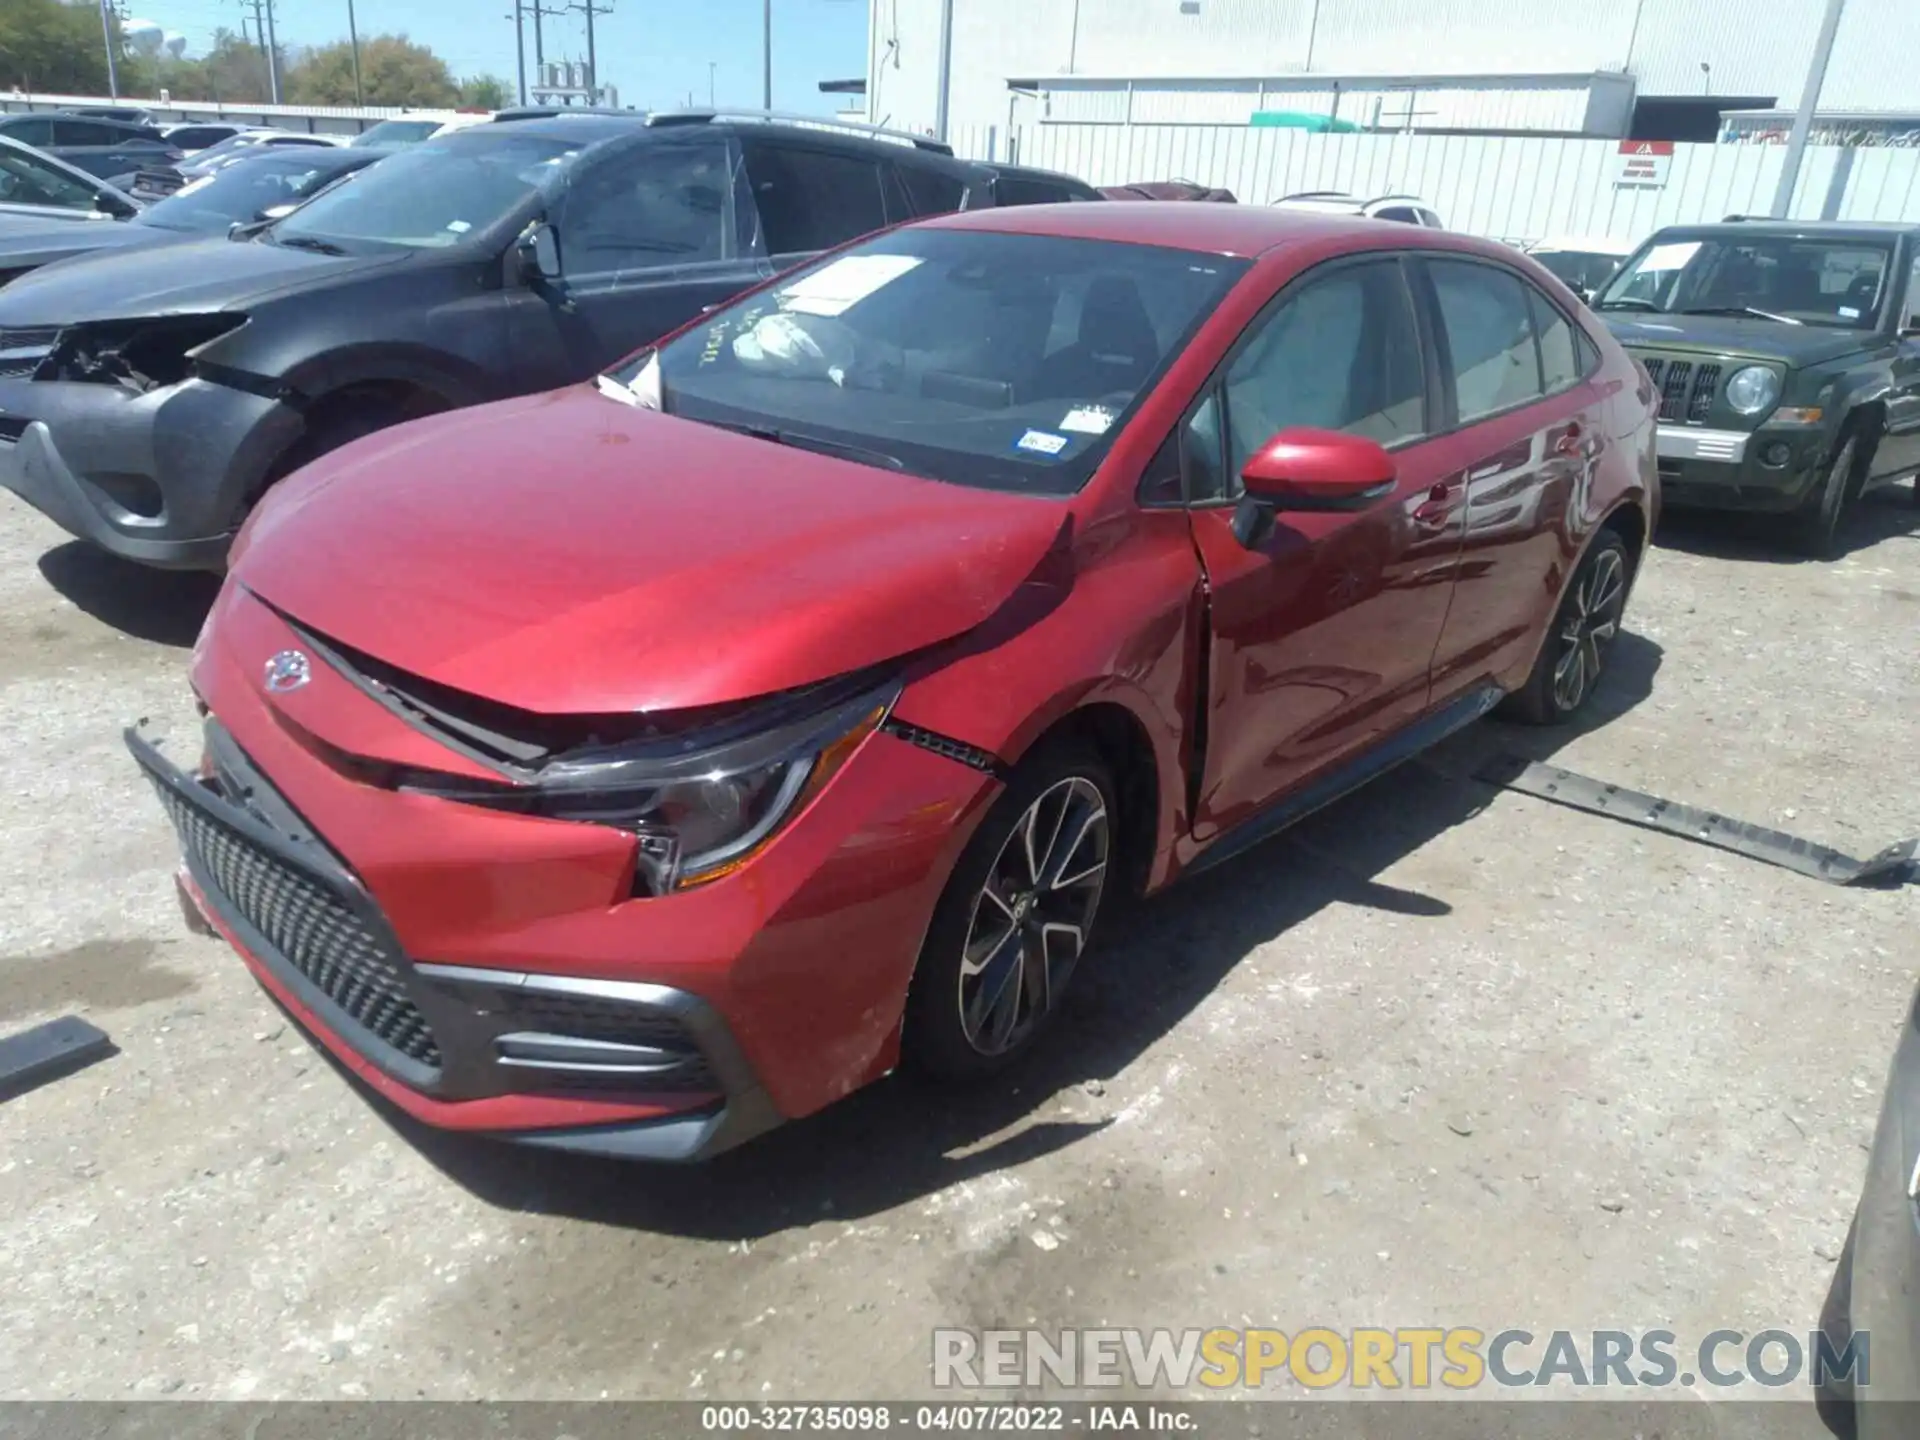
403, 676, 899, 893
1724, 365, 1781, 416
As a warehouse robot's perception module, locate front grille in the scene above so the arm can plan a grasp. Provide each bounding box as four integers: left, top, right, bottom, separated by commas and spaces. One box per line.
491, 989, 716, 1092
148, 774, 443, 1070
0, 324, 58, 379
1638, 356, 1721, 424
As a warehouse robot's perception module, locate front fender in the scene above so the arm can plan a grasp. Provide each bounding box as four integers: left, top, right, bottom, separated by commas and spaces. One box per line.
890, 508, 1204, 893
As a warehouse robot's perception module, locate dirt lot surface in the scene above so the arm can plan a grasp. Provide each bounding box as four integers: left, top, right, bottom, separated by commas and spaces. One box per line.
0, 489, 1915, 1410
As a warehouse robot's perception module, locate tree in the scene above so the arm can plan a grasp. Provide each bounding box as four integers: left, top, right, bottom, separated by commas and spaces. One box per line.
459, 75, 513, 109
285, 34, 457, 108
0, 0, 116, 94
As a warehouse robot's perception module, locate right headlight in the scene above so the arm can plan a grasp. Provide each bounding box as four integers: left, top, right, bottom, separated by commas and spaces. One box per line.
403, 675, 899, 893
1724, 365, 1782, 416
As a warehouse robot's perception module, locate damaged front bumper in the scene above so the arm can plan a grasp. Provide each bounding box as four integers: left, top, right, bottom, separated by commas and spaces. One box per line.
0, 373, 301, 570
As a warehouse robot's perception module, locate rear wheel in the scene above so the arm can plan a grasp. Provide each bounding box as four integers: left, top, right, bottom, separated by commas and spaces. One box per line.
904, 739, 1116, 1082
1501, 530, 1630, 726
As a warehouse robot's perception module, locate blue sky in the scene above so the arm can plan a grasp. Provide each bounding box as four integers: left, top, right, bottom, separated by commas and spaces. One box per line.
133, 0, 869, 112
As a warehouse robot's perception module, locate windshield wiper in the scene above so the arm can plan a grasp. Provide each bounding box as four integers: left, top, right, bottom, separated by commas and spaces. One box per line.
1680, 305, 1802, 325
709, 419, 905, 471
1594, 297, 1660, 311
273, 234, 349, 256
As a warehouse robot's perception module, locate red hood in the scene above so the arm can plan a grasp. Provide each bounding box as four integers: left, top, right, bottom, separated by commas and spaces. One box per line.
235, 386, 1069, 714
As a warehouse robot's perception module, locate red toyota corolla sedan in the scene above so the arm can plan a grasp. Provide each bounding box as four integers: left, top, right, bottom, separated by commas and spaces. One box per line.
130, 203, 1657, 1160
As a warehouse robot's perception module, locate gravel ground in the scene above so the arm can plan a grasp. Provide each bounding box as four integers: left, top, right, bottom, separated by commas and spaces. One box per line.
0, 487, 1915, 1410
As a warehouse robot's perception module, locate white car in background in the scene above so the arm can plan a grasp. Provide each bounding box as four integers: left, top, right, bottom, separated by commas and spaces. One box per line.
1524, 235, 1635, 303
1271, 190, 1446, 228
348, 111, 493, 148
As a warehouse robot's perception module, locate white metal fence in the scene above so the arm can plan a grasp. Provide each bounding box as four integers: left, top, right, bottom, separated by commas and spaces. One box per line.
951, 123, 1920, 245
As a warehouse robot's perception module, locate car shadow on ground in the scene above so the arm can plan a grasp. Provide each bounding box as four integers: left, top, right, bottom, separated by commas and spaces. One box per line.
36, 541, 219, 648
1655, 482, 1919, 565
356, 631, 1664, 1240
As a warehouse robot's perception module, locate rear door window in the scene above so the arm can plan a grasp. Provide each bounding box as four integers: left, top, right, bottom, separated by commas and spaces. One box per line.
994, 175, 1073, 207
892, 162, 965, 217
52, 120, 122, 146
741, 141, 888, 256
1428, 259, 1547, 421
1528, 289, 1584, 392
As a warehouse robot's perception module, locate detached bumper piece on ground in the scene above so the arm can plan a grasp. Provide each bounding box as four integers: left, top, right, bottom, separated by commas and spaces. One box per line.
1476, 755, 1917, 887
0, 1016, 114, 1103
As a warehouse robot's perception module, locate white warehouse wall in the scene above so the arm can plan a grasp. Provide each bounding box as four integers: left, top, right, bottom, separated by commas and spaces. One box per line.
870, 0, 1920, 140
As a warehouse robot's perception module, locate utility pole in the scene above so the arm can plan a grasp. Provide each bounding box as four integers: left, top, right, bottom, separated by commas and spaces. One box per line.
708, 61, 716, 106
1771, 0, 1847, 217
98, 0, 119, 100
569, 0, 612, 104
512, 0, 527, 104
347, 0, 364, 105
529, 0, 559, 69
263, 0, 282, 104
239, 0, 281, 104
762, 0, 771, 109
933, 0, 953, 141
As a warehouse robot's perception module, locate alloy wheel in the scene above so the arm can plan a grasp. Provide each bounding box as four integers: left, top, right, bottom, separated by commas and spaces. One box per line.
956, 775, 1109, 1056
1551, 547, 1626, 713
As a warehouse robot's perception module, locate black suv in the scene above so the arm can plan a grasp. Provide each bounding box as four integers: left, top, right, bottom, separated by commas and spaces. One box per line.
0, 112, 182, 186
1595, 219, 1920, 556
0, 112, 1097, 570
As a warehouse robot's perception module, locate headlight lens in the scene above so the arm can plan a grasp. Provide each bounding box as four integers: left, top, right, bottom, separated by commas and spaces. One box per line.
1724, 365, 1781, 416
405, 676, 898, 893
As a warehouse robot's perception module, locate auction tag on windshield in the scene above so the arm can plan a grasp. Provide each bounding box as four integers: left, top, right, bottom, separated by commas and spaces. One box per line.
1059, 405, 1115, 435
782, 255, 923, 317
1016, 429, 1069, 456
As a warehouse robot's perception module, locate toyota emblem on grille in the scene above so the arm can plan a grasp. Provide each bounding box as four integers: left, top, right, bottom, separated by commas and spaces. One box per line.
263, 649, 311, 693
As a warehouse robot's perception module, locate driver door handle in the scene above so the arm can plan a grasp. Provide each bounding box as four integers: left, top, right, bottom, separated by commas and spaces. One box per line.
1412, 477, 1464, 529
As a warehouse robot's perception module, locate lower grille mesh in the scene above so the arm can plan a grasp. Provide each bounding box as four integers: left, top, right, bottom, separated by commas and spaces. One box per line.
150, 778, 443, 1069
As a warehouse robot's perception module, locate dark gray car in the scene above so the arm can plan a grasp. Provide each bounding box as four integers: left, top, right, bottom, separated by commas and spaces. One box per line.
0, 147, 387, 288
0, 112, 1097, 570
0, 113, 181, 186
0, 135, 139, 227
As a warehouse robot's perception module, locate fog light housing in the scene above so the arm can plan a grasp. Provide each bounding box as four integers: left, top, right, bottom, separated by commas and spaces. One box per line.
1761, 441, 1792, 467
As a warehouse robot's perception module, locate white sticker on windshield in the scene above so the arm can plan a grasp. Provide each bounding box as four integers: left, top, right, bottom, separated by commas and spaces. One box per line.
1639, 241, 1701, 272
445, 219, 473, 234
1839, 305, 1861, 319
781, 255, 923, 317
1059, 405, 1115, 435
1016, 429, 1069, 456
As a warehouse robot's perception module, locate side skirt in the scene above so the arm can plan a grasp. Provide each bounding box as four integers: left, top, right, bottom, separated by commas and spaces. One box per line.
1183, 683, 1504, 878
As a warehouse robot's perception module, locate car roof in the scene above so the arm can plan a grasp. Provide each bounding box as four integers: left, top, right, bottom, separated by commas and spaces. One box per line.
922, 200, 1488, 257
1531, 235, 1635, 255
441, 113, 644, 145
1654, 219, 1920, 240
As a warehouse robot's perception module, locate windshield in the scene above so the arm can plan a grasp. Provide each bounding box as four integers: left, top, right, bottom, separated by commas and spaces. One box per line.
0, 148, 100, 212
139, 153, 366, 232
1596, 234, 1893, 328
624, 229, 1247, 495
272, 133, 576, 250
351, 119, 447, 147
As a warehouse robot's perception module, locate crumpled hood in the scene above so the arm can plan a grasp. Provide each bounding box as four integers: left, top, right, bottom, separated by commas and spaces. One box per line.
235, 385, 1072, 715
0, 233, 404, 324
1604, 313, 1874, 369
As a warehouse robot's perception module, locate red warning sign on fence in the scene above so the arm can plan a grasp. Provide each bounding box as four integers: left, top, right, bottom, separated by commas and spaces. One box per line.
1613, 139, 1674, 189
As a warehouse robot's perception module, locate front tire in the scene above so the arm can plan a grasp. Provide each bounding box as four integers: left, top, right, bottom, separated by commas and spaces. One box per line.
1501, 530, 1630, 726
1795, 426, 1867, 559
903, 739, 1117, 1082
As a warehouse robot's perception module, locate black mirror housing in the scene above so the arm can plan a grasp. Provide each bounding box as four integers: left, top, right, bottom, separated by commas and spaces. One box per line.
518, 221, 562, 283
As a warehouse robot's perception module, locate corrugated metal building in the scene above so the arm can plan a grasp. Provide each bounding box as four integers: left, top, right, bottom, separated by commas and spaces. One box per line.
862, 0, 1920, 141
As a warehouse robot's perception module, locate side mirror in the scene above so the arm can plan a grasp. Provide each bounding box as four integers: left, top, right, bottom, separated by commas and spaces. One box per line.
1901, 316, 1920, 339
96, 188, 136, 219
1232, 428, 1396, 548
516, 221, 562, 285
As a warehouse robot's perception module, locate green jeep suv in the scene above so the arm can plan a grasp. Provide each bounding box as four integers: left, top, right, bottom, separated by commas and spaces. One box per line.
1595, 219, 1920, 557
